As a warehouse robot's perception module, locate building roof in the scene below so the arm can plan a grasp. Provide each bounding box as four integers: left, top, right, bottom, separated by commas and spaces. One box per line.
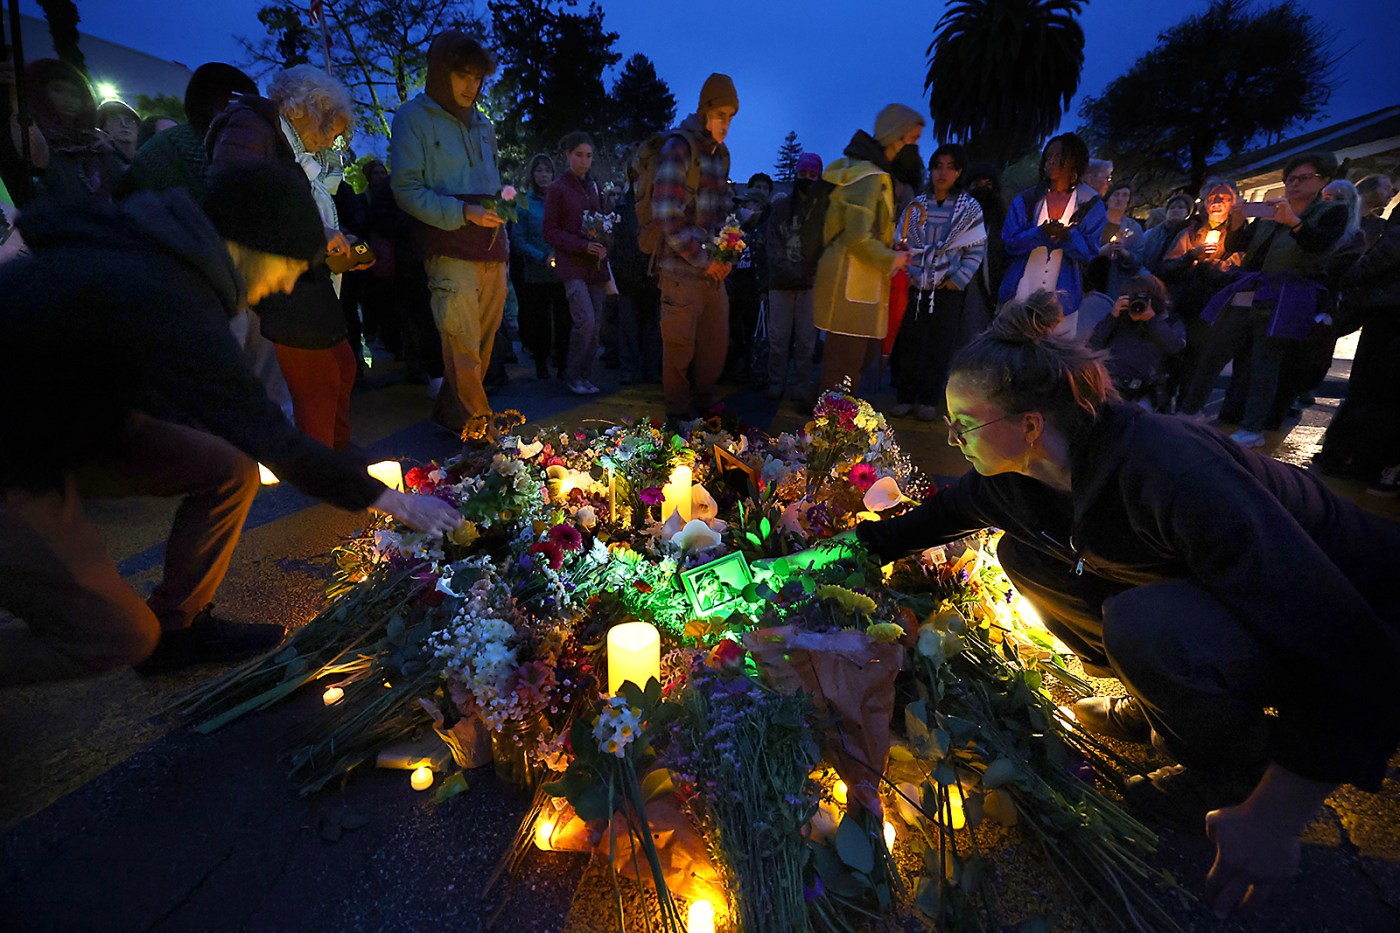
1214, 104, 1400, 181
18, 13, 193, 106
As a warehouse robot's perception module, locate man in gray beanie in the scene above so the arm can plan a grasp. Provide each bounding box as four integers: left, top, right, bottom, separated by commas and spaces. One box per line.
812, 103, 923, 396
0, 164, 461, 685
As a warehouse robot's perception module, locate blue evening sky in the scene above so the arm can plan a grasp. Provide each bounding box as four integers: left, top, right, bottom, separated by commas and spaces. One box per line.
26, 0, 1400, 177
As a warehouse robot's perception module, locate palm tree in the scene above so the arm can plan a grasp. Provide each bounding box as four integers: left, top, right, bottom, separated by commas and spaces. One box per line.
925, 0, 1086, 167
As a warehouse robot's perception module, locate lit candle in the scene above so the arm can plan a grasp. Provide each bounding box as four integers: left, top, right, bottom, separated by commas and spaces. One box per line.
258, 464, 280, 485
687, 899, 715, 933
322, 685, 344, 706
607, 621, 661, 695
832, 779, 848, 806
941, 785, 967, 830
534, 816, 556, 850
367, 460, 405, 492
410, 764, 433, 791
883, 820, 897, 850
1204, 230, 1222, 247
661, 465, 692, 523
607, 467, 616, 518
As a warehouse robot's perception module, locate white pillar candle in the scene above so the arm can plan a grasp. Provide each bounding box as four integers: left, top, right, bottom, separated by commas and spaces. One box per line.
661, 465, 692, 523
607, 621, 661, 695
367, 460, 405, 492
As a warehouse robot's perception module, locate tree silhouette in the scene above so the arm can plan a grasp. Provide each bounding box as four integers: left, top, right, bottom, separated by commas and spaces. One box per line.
774, 130, 803, 182
240, 0, 484, 138
609, 53, 676, 153
924, 0, 1086, 167
1079, 0, 1338, 194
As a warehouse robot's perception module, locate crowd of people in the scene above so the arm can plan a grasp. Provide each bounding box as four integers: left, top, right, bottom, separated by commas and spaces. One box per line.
2, 31, 1398, 921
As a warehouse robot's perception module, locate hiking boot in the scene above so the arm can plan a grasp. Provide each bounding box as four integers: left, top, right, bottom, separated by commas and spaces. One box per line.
1229, 429, 1265, 449
1122, 762, 1264, 833
135, 607, 287, 675
1366, 464, 1400, 498
888, 403, 914, 418
1069, 695, 1152, 743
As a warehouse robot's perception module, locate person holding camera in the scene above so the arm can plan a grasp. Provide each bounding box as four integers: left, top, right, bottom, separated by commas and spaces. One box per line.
1088, 273, 1184, 410
854, 289, 1400, 920
207, 65, 367, 451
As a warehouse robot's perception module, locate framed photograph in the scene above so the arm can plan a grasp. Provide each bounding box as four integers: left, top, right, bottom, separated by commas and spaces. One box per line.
712, 445, 759, 497
680, 551, 755, 617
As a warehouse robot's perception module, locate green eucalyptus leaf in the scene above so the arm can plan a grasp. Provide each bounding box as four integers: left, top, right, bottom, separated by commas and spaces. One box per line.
982, 757, 1021, 789
834, 814, 875, 874
759, 516, 771, 538
915, 877, 943, 919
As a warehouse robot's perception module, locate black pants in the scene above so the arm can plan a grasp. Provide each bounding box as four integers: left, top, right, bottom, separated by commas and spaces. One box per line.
998, 537, 1271, 771
890, 285, 971, 406
517, 281, 570, 372
1320, 310, 1400, 477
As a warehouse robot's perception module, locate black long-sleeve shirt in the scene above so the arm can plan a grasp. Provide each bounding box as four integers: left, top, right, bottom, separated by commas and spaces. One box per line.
1, 190, 383, 511
858, 403, 1400, 790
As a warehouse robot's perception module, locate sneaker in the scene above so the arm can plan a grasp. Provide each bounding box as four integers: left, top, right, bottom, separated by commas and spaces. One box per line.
135, 607, 287, 674
583, 380, 601, 394
567, 379, 592, 396
916, 405, 941, 422
888, 403, 914, 418
1365, 465, 1400, 498
1068, 695, 1152, 743
1178, 411, 1209, 424
1122, 763, 1264, 833
1229, 429, 1266, 449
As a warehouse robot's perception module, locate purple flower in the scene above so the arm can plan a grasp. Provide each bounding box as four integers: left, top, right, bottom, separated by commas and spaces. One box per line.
638, 486, 664, 506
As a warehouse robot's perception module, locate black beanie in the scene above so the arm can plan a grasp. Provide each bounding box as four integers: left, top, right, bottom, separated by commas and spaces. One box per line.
202, 162, 327, 261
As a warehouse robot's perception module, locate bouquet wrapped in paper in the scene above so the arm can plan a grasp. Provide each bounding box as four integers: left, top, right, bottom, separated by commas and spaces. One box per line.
744, 625, 904, 818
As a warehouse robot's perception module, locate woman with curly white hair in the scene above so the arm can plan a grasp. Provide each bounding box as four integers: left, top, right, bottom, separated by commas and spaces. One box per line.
207, 65, 370, 453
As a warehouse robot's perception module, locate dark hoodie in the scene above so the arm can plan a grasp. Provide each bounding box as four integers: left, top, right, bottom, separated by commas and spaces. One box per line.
858, 402, 1400, 791
25, 59, 126, 205
0, 191, 382, 510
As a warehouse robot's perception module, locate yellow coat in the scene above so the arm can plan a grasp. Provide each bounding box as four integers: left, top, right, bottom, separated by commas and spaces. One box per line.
813, 158, 899, 339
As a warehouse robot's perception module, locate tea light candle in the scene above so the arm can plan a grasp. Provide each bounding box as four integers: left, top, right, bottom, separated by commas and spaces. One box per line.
534, 816, 557, 850
687, 899, 715, 933
410, 764, 433, 791
607, 621, 660, 695
322, 685, 344, 706
367, 460, 405, 492
661, 465, 692, 523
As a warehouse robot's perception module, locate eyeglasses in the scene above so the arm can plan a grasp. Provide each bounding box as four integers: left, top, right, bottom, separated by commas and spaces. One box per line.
944, 413, 1011, 445
1284, 172, 1321, 185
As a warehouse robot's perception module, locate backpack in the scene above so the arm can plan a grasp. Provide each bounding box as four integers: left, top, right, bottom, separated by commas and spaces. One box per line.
634, 130, 700, 257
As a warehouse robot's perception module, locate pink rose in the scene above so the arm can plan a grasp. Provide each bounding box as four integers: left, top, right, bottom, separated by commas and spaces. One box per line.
500, 185, 518, 201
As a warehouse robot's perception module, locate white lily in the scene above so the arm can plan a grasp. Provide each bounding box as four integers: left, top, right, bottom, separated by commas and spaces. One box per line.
671, 519, 722, 552
863, 476, 903, 512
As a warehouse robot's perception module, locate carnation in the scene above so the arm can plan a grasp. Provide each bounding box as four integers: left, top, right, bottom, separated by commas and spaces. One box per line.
548, 523, 584, 552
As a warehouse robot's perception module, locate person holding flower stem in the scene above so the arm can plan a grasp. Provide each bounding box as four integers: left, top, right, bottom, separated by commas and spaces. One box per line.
543, 131, 610, 395
850, 290, 1400, 921
390, 31, 509, 432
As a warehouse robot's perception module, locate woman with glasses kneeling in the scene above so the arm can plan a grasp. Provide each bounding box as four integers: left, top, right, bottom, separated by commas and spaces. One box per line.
855, 288, 1400, 919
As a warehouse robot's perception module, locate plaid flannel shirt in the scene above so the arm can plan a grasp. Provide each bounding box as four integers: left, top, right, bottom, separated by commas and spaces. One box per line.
652, 118, 731, 278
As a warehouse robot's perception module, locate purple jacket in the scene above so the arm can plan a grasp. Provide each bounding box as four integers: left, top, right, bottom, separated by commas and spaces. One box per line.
543, 171, 609, 283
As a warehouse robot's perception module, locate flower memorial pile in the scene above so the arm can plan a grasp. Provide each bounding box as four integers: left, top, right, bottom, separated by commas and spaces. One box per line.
179, 391, 1190, 931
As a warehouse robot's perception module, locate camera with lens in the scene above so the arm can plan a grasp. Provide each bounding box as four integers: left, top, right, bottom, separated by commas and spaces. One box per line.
1127, 293, 1152, 317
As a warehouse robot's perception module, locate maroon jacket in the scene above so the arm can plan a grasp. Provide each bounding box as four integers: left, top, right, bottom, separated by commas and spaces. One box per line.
543, 171, 610, 283
206, 96, 296, 167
